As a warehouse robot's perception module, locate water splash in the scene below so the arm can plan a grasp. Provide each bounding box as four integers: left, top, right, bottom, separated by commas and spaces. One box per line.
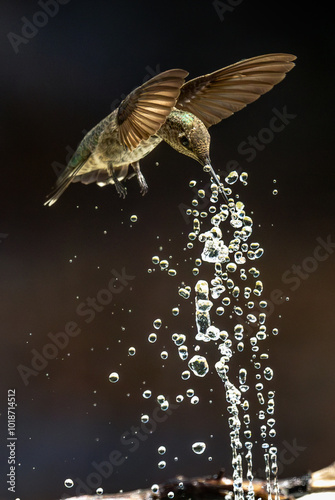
186, 170, 280, 499
109, 169, 281, 498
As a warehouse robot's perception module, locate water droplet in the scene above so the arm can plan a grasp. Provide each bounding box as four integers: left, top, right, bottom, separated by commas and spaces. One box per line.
172, 307, 180, 316
152, 255, 160, 265
239, 368, 247, 385
148, 333, 157, 343
153, 318, 162, 329
151, 484, 159, 494
240, 172, 248, 185
257, 393, 265, 404
159, 260, 169, 270
256, 331, 267, 341
64, 478, 74, 488
160, 351, 168, 359
181, 370, 190, 380
191, 395, 199, 404
192, 442, 206, 454
272, 189, 278, 195
142, 390, 152, 399
173, 333, 186, 346
130, 215, 138, 222
237, 341, 244, 351
158, 460, 166, 469
188, 355, 209, 377
128, 347, 136, 356
226, 262, 237, 273
168, 269, 177, 276
141, 414, 149, 423
254, 280, 263, 295
216, 306, 225, 316
222, 297, 230, 306
109, 372, 119, 383
267, 418, 276, 427
158, 445, 166, 455
264, 367, 274, 381
179, 287, 191, 299
178, 346, 188, 360
96, 487, 103, 495
225, 171, 239, 185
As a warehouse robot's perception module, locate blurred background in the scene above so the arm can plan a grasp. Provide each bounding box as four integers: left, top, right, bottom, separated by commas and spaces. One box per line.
1, 1, 334, 499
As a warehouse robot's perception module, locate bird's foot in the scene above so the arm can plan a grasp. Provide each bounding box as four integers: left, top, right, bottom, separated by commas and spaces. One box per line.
109, 165, 127, 198
130, 161, 148, 196
114, 178, 127, 198
138, 172, 148, 196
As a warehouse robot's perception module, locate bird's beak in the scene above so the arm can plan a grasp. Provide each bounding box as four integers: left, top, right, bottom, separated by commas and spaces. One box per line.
204, 163, 230, 205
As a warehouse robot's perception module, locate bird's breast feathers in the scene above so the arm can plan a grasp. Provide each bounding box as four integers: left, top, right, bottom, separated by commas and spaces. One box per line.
83, 128, 162, 172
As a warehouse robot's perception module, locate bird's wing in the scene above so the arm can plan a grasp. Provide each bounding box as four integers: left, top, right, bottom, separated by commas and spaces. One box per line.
175, 53, 296, 128
44, 150, 91, 206
117, 69, 189, 150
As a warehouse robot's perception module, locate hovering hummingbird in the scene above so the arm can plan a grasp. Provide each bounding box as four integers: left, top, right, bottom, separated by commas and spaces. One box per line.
45, 53, 296, 206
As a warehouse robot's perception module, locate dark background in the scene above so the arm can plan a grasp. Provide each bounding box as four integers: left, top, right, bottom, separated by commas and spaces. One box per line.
1, 1, 334, 499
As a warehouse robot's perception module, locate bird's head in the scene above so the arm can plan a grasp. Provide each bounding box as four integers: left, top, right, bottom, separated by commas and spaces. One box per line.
158, 109, 211, 168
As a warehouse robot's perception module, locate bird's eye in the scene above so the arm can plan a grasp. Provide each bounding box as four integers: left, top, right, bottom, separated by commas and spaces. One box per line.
179, 135, 190, 148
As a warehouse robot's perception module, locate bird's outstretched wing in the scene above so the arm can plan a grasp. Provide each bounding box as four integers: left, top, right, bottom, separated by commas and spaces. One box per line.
176, 53, 296, 128
117, 69, 189, 150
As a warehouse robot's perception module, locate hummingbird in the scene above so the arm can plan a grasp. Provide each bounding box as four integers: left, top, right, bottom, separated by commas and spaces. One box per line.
44, 53, 296, 206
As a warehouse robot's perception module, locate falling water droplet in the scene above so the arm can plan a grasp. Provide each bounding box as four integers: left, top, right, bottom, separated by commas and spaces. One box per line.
108, 372, 119, 383
64, 479, 74, 488
153, 318, 162, 329
264, 367, 274, 381
188, 355, 209, 377
192, 442, 206, 454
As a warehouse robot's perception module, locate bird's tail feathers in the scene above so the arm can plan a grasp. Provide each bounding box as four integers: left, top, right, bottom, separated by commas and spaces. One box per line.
44, 161, 86, 206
